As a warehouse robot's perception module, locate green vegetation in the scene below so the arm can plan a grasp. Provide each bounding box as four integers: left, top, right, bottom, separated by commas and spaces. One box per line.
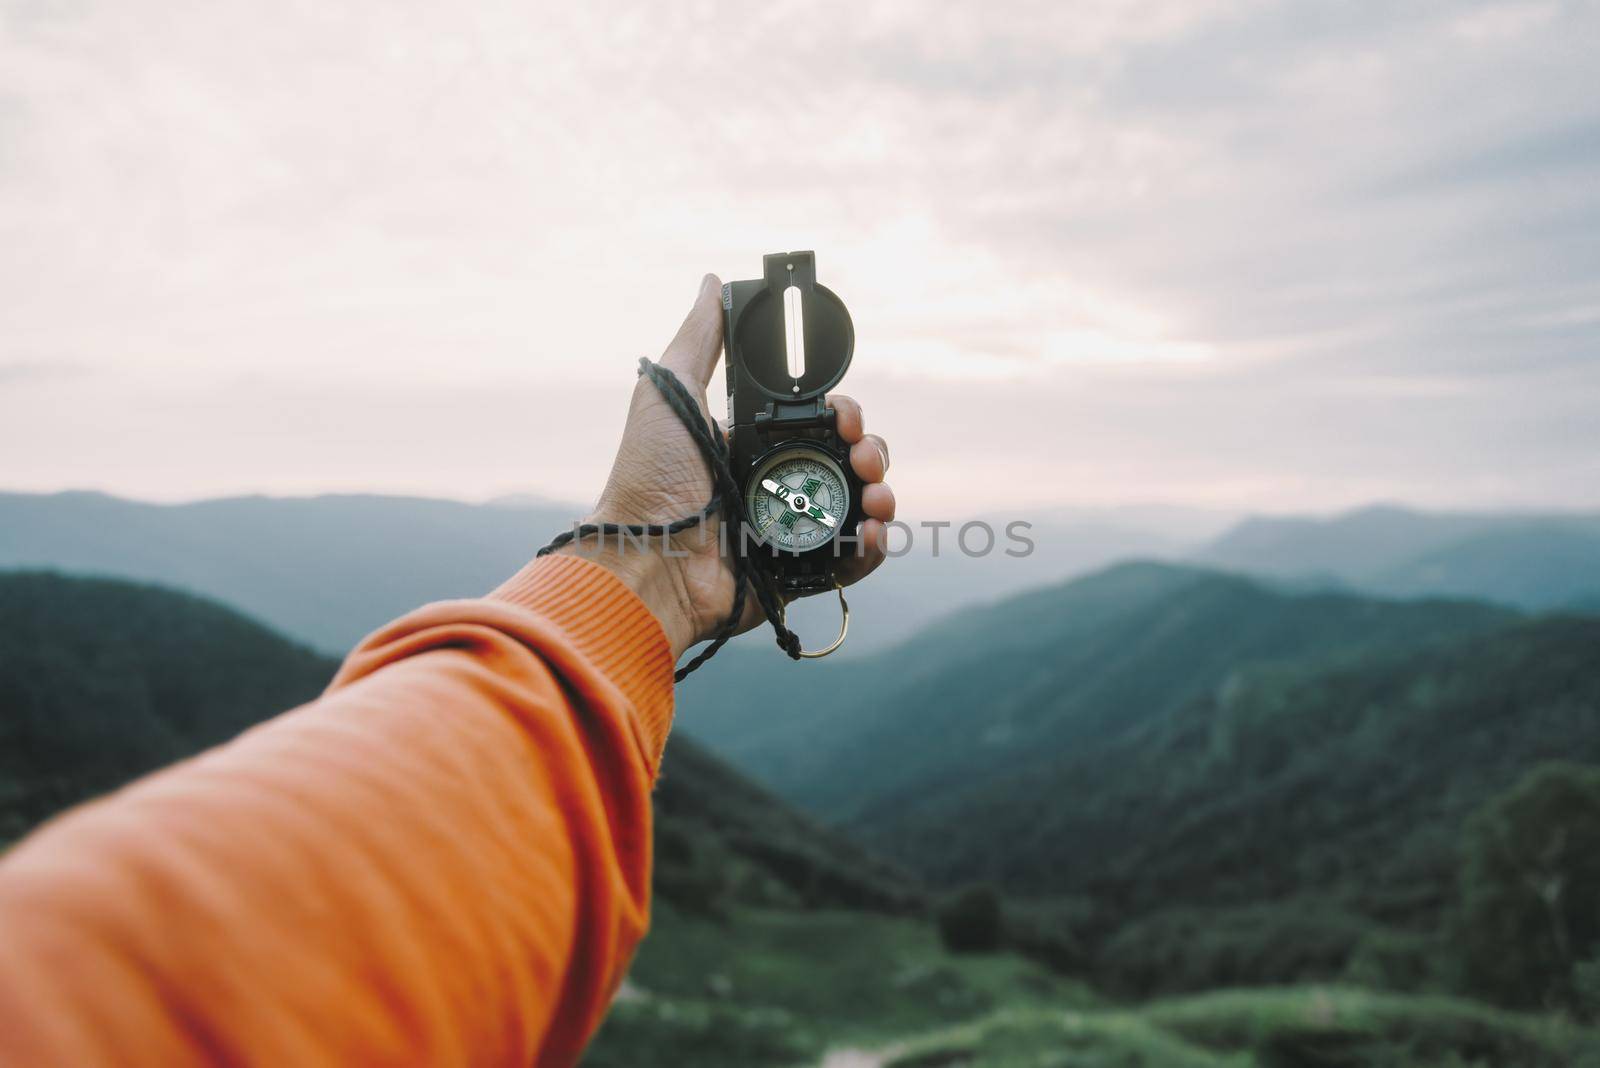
669, 561, 1600, 1065
976, 618, 1600, 1000
0, 570, 336, 839
683, 564, 1600, 1010
1457, 762, 1600, 1013
937, 884, 1005, 954
890, 987, 1600, 1068
652, 737, 920, 916
586, 905, 1092, 1067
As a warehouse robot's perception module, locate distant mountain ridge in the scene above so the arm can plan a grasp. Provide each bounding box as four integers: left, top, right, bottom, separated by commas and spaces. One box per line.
7, 493, 1596, 657
0, 491, 574, 654
0, 490, 1218, 657
1196, 504, 1600, 609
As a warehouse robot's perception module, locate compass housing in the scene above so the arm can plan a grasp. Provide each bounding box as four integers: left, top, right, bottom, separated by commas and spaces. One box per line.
724, 252, 863, 593
744, 441, 853, 554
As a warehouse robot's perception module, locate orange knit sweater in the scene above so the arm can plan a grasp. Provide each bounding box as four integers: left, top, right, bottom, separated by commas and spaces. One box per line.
0, 554, 676, 1067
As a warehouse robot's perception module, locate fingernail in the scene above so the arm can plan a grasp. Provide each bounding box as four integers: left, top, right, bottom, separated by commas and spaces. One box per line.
875, 439, 890, 473
699, 274, 719, 301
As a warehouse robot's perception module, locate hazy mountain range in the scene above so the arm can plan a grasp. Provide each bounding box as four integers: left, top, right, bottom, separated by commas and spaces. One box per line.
6, 492, 1598, 665
0, 492, 573, 655
0, 491, 1224, 656
1197, 504, 1600, 610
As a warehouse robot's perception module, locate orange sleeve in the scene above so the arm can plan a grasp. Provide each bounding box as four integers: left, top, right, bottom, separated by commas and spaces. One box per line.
0, 554, 676, 1068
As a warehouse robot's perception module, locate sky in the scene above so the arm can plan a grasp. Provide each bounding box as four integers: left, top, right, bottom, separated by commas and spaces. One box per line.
1, 0, 1598, 518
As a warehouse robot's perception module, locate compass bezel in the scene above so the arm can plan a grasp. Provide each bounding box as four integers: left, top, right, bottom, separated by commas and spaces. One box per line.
742, 441, 854, 556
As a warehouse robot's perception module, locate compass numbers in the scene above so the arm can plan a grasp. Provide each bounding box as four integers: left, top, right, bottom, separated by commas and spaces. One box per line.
745, 446, 851, 553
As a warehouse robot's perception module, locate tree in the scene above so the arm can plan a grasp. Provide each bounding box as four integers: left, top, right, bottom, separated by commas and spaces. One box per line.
936, 884, 1003, 954
1457, 762, 1600, 1010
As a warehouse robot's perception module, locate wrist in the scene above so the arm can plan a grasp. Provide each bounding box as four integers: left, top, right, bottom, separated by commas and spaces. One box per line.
553, 532, 698, 661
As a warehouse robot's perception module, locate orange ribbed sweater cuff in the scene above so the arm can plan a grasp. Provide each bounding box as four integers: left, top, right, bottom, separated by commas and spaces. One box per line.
489, 554, 676, 765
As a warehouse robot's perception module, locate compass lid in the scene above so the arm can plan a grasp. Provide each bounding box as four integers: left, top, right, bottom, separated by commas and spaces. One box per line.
730, 251, 853, 402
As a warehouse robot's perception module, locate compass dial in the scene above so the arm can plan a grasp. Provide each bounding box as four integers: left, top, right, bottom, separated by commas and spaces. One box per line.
745, 445, 850, 553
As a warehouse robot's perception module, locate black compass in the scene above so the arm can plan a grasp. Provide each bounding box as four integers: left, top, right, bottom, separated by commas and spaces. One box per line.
723, 251, 864, 602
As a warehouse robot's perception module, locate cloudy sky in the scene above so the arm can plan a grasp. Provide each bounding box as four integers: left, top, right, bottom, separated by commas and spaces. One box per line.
2, 0, 1597, 517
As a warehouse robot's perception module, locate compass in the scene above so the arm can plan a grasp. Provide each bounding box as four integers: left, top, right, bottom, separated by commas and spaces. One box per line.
746, 444, 851, 553
722, 251, 863, 649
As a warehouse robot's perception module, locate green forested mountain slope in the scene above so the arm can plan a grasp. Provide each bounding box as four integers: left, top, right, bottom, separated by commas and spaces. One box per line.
679, 560, 1600, 1004
863, 614, 1600, 906
681, 562, 1518, 828
0, 570, 337, 838
0, 570, 916, 913
677, 559, 1206, 776
695, 557, 1600, 1009
651, 731, 919, 914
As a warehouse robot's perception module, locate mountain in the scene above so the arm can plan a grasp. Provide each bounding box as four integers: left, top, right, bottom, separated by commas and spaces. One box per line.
1570, 592, 1600, 615
873, 611, 1600, 901
989, 614, 1600, 1005
676, 561, 1600, 1008
1196, 504, 1600, 609
1196, 505, 1490, 581
0, 570, 336, 839
650, 725, 919, 915
680, 562, 1519, 829
1373, 524, 1600, 607
0, 492, 574, 654
0, 569, 917, 913
780, 509, 1202, 655
0, 490, 1222, 657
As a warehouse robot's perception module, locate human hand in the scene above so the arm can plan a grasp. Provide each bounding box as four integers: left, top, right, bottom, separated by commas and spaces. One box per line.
563, 274, 895, 661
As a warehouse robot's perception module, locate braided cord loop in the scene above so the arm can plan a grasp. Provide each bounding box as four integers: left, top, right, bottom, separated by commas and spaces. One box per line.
537, 359, 803, 681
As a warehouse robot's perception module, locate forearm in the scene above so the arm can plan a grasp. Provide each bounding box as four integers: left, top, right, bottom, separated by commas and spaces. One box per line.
0, 555, 674, 1067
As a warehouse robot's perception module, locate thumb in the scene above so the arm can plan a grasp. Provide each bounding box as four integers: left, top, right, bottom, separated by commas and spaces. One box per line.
658, 273, 725, 392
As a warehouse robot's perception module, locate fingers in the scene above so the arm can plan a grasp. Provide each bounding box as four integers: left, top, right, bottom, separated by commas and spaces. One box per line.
790, 492, 892, 602
829, 394, 863, 442
659, 274, 725, 392
862, 481, 896, 522
836, 518, 888, 587
850, 434, 890, 483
